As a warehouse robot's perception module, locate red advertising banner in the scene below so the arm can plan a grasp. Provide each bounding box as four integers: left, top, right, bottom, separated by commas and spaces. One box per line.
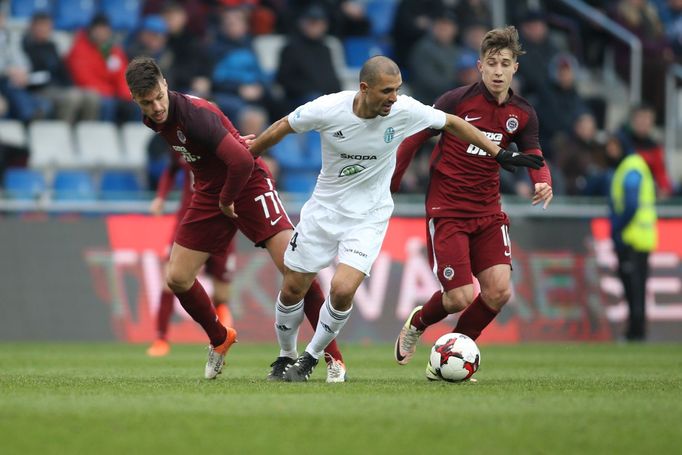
84, 215, 680, 344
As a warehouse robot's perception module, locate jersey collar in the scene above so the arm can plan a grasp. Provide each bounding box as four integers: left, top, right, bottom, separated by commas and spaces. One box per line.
479, 81, 514, 106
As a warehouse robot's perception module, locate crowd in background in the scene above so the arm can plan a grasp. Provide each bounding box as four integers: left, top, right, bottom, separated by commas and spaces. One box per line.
0, 0, 680, 199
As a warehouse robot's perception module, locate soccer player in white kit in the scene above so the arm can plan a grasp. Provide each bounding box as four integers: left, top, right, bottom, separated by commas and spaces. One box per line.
248, 56, 543, 382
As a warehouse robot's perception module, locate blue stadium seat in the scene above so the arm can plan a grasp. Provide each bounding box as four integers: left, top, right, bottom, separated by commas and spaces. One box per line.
344, 37, 388, 68
100, 170, 143, 200
4, 168, 46, 200
270, 133, 321, 172
279, 170, 318, 196
53, 0, 97, 30
366, 0, 397, 37
53, 170, 96, 201
100, 0, 141, 31
10, 0, 52, 19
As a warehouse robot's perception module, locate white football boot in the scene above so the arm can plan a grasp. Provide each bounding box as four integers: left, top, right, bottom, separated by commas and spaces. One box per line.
394, 306, 424, 365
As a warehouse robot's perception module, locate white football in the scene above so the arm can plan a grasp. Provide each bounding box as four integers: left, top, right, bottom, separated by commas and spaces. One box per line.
427, 333, 481, 382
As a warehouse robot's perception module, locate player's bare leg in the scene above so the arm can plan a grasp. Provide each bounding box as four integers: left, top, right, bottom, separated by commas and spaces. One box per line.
453, 264, 511, 340
284, 264, 363, 382
167, 243, 237, 379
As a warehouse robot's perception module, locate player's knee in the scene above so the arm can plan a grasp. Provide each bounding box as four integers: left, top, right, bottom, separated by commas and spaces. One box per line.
481, 286, 512, 309
165, 269, 193, 293
442, 289, 471, 313
280, 282, 306, 305
329, 283, 355, 311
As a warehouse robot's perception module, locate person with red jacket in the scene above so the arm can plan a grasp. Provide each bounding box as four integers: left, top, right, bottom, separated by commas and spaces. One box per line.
66, 14, 137, 122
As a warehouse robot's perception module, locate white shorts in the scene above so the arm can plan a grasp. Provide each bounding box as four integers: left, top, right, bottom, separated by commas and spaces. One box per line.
284, 199, 390, 276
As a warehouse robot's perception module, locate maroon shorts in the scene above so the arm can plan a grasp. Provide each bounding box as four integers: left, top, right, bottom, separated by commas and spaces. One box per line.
175, 167, 294, 255
426, 212, 511, 291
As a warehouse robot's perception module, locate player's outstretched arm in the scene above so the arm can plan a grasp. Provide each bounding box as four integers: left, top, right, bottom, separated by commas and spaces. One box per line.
442, 114, 544, 171
249, 116, 296, 157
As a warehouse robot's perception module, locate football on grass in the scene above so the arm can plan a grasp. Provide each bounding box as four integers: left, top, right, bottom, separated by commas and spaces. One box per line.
428, 333, 481, 382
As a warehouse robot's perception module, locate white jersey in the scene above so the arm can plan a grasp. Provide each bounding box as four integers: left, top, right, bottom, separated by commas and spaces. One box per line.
287, 91, 446, 218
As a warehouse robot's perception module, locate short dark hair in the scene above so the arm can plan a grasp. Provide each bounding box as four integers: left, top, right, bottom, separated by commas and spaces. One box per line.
480, 25, 525, 60
359, 55, 400, 85
126, 57, 163, 97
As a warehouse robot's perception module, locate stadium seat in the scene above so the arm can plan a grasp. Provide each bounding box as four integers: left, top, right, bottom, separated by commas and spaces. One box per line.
366, 0, 397, 37
75, 121, 124, 167
28, 120, 78, 168
3, 168, 46, 200
252, 34, 286, 77
344, 37, 387, 69
253, 35, 347, 79
279, 170, 318, 196
53, 0, 97, 30
270, 133, 321, 172
10, 0, 51, 20
53, 170, 96, 201
99, 170, 143, 200
0, 119, 27, 147
120, 122, 153, 169
100, 0, 141, 31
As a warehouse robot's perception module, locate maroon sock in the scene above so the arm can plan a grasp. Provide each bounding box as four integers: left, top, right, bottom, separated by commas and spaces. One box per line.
156, 290, 175, 340
175, 280, 226, 347
412, 291, 448, 331
304, 279, 343, 363
453, 295, 499, 341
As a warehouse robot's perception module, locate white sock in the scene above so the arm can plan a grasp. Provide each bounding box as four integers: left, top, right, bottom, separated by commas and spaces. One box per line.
274, 293, 304, 358
305, 296, 352, 359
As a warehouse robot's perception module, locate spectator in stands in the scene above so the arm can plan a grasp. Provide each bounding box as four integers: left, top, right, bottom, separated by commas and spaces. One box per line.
161, 2, 212, 97
552, 112, 610, 196
22, 12, 100, 124
276, 5, 341, 113
237, 104, 279, 178
611, 0, 673, 122
125, 16, 173, 76
517, 9, 560, 98
209, 6, 272, 120
454, 0, 492, 30
0, 10, 51, 122
460, 21, 490, 55
407, 10, 461, 104
617, 104, 674, 198
391, 0, 446, 67
656, 0, 682, 58
143, 0, 212, 37
534, 52, 589, 157
455, 51, 480, 86
66, 14, 137, 123
279, 1, 370, 37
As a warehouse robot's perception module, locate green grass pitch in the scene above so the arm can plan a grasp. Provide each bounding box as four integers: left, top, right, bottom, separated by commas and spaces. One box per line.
1, 342, 681, 454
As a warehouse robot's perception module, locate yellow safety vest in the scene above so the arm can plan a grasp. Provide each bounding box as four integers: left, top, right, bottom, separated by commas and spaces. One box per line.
610, 154, 658, 251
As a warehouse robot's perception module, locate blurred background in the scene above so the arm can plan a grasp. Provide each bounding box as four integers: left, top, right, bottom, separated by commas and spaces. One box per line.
0, 0, 681, 344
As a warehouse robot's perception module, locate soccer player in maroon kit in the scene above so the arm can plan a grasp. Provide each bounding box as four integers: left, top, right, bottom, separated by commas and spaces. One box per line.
125, 57, 346, 380
146, 154, 237, 358
392, 26, 554, 372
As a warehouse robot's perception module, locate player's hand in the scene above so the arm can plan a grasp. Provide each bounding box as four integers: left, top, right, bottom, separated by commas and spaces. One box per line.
531, 182, 553, 209
240, 134, 256, 148
219, 201, 238, 218
495, 143, 544, 172
150, 197, 165, 216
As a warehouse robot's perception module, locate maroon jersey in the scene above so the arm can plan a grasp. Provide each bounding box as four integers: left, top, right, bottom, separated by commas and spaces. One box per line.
418, 82, 540, 218
144, 91, 256, 210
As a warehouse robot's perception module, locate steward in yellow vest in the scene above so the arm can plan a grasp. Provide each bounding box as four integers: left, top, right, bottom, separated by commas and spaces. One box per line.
608, 152, 658, 341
